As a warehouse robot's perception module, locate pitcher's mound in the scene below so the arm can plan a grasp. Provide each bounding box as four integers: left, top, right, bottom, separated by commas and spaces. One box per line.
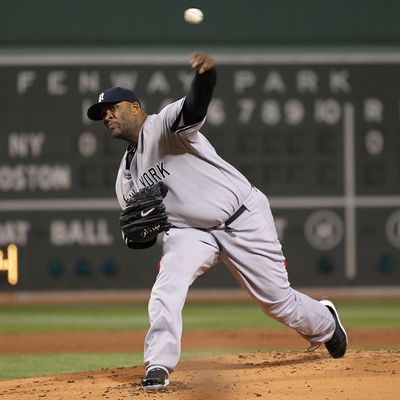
1, 349, 399, 399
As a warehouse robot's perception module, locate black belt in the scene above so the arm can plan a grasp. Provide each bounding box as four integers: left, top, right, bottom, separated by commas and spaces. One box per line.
171, 204, 247, 232
224, 204, 247, 226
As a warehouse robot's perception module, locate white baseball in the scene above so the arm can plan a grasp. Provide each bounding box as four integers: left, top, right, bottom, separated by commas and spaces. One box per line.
184, 8, 204, 25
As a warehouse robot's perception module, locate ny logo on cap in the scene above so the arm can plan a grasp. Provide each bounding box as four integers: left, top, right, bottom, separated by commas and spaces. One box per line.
98, 92, 105, 102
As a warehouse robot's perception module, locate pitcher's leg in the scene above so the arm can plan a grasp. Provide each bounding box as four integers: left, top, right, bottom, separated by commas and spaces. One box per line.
144, 228, 219, 372
215, 189, 335, 346
221, 254, 334, 345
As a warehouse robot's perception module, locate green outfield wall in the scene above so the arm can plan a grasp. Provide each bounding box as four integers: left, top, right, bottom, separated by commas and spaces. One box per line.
1, 0, 400, 48
1, 1, 400, 291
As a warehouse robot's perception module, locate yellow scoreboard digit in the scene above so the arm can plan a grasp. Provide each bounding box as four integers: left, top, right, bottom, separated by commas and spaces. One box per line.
0, 244, 18, 285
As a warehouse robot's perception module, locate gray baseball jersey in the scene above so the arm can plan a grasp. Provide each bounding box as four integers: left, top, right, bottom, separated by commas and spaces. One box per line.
114, 97, 336, 373
115, 98, 252, 227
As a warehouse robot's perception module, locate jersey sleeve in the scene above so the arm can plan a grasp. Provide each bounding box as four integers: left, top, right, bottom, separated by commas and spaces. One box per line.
159, 98, 206, 136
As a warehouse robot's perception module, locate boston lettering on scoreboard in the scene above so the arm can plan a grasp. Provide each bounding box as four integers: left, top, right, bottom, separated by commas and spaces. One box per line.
0, 52, 399, 290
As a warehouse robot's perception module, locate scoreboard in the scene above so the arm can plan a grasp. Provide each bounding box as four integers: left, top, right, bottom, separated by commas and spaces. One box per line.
1, 52, 400, 290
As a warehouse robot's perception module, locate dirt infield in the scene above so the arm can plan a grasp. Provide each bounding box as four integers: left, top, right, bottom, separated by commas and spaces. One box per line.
0, 349, 399, 400
1, 328, 400, 399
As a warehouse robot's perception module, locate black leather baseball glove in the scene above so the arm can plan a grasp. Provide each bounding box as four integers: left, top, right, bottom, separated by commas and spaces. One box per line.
119, 182, 171, 249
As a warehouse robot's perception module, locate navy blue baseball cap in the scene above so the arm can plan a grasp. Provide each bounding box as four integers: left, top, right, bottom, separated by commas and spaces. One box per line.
87, 87, 141, 120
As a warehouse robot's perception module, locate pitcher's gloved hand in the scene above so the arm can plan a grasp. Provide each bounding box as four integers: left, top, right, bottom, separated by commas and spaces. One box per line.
119, 182, 171, 249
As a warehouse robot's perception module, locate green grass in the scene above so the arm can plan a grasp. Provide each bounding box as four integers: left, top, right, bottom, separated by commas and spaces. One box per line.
335, 300, 400, 328
0, 304, 150, 333
0, 303, 281, 333
0, 349, 244, 381
0, 300, 399, 380
0, 300, 399, 333
0, 352, 143, 381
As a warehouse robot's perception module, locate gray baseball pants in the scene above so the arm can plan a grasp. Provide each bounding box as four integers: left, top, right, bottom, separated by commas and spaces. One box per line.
144, 187, 335, 372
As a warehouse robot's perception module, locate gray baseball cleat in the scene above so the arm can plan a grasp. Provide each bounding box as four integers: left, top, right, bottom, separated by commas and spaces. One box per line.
141, 367, 170, 390
320, 299, 348, 358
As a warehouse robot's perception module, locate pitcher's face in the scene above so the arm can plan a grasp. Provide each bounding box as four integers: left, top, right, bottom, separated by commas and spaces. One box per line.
102, 101, 142, 142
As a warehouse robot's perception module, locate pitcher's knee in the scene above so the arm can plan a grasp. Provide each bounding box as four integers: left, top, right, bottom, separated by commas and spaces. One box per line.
260, 292, 298, 321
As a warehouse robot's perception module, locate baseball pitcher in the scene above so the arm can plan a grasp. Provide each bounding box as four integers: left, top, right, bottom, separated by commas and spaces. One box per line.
87, 52, 347, 390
